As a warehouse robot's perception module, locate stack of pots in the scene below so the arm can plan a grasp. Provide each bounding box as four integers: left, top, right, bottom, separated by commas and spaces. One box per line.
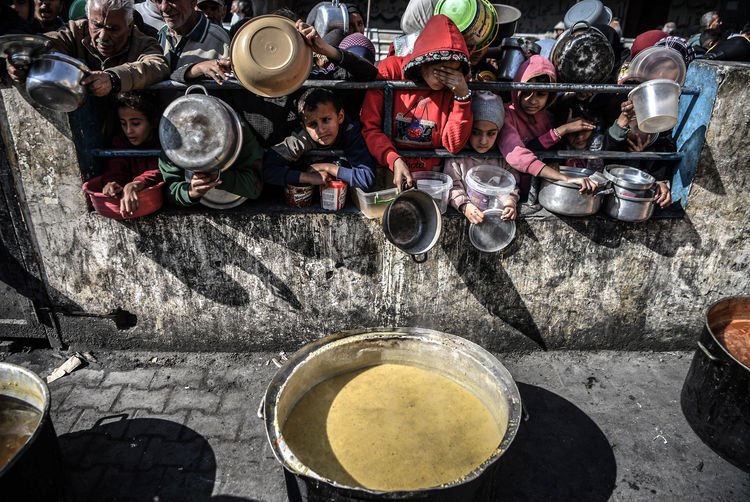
602, 165, 656, 222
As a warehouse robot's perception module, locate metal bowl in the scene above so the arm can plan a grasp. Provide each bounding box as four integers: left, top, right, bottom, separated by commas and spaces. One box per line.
604, 165, 656, 191
25, 52, 89, 113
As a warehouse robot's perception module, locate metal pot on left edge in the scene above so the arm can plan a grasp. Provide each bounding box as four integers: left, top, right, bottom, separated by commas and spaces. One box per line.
26, 52, 90, 113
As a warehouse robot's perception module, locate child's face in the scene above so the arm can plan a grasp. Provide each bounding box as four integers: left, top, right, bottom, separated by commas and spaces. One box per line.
420, 61, 461, 91
302, 102, 344, 147
566, 128, 594, 150
118, 106, 151, 147
469, 120, 499, 154
518, 89, 549, 115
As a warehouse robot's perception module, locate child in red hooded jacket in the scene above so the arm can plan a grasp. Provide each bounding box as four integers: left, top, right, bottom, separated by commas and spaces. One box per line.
360, 15, 472, 188
497, 55, 598, 196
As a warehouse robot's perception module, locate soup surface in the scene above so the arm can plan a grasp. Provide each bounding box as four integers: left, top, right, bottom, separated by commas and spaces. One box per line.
0, 395, 41, 470
716, 319, 750, 367
282, 363, 505, 491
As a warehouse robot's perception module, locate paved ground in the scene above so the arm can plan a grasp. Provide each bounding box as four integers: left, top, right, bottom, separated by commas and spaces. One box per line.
1, 348, 748, 501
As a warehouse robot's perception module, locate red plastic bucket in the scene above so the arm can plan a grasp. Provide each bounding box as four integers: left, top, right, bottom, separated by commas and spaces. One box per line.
83, 176, 164, 219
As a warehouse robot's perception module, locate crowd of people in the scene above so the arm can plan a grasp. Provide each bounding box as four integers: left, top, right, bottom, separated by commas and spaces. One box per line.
2, 0, 748, 221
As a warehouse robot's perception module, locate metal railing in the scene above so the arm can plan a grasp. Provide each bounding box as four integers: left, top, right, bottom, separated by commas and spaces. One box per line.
91, 79, 697, 163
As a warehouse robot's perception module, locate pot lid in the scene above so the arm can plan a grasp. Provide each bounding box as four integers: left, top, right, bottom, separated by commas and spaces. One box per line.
160, 93, 237, 171
466, 165, 516, 195
627, 46, 687, 85
469, 210, 516, 253
563, 0, 610, 28
0, 34, 52, 64
231, 15, 312, 98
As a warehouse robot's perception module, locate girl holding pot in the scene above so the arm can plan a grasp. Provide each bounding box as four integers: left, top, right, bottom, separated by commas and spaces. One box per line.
360, 15, 473, 188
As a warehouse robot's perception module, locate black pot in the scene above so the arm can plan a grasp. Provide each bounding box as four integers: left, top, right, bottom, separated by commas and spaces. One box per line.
681, 296, 750, 472
381, 189, 442, 263
551, 21, 614, 84
0, 363, 70, 500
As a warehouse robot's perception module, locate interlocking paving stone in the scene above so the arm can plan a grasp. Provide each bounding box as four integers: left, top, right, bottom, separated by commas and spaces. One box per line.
58, 384, 121, 412
164, 387, 221, 414
131, 409, 190, 441
112, 387, 171, 414
185, 409, 244, 441
151, 367, 206, 390
101, 368, 156, 389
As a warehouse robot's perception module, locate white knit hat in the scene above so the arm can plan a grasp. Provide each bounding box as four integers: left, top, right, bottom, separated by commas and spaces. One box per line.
471, 91, 505, 130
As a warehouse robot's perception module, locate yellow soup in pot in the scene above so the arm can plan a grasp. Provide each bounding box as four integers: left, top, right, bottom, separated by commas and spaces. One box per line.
282, 363, 505, 491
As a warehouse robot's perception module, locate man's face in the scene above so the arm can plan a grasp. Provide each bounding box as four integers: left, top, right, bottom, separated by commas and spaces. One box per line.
198, 1, 224, 24
708, 14, 721, 30
157, 0, 197, 32
87, 5, 132, 58
34, 0, 62, 22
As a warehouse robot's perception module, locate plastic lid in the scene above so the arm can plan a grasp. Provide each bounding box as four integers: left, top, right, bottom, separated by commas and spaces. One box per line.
469, 210, 516, 252
627, 46, 687, 85
465, 165, 516, 196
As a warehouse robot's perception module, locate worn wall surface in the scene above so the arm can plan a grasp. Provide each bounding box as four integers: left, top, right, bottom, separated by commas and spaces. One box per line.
1, 61, 748, 352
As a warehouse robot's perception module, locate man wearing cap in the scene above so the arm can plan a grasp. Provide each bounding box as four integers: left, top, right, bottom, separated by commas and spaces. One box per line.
196, 0, 225, 27
155, 0, 231, 83
5, 0, 169, 96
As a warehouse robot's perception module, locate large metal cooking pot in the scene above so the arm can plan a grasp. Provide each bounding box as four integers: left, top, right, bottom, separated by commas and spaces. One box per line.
538, 167, 612, 216
682, 296, 750, 472
0, 363, 67, 500
551, 21, 614, 84
603, 165, 655, 190
491, 4, 521, 44
602, 189, 655, 222
261, 327, 523, 500
159, 85, 243, 173
25, 52, 89, 113
382, 188, 442, 263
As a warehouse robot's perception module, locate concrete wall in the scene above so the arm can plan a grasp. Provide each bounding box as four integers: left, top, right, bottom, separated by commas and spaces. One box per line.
1, 61, 748, 352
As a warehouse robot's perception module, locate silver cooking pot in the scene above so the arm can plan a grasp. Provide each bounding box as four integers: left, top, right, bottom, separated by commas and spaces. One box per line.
159, 85, 243, 173
604, 165, 656, 191
311, 0, 348, 38
25, 52, 90, 113
603, 189, 655, 222
538, 167, 612, 216
382, 188, 442, 263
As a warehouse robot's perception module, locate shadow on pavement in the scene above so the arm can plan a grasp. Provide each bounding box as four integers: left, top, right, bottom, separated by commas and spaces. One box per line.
58, 415, 253, 501
482, 383, 617, 501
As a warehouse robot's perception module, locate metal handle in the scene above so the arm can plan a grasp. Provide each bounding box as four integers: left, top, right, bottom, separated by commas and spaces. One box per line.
185, 84, 208, 96
596, 188, 614, 196
411, 252, 428, 264
571, 20, 592, 32
257, 391, 266, 420
697, 341, 723, 364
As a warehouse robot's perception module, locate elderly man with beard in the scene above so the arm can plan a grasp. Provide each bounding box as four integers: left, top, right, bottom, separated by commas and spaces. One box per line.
5, 0, 169, 97
155, 0, 231, 84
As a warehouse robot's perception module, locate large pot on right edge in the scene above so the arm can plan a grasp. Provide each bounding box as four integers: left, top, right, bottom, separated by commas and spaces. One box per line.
681, 296, 750, 472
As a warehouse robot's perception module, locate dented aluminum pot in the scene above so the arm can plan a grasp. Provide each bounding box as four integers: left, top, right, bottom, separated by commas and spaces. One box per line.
538, 167, 612, 216
260, 327, 523, 501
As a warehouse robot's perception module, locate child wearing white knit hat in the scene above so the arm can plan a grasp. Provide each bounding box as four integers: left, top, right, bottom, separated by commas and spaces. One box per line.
443, 91, 521, 223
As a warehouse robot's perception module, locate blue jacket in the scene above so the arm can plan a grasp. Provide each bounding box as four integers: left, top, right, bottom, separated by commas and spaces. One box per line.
262, 118, 375, 190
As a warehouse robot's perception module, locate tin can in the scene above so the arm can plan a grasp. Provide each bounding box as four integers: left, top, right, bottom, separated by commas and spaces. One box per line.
320, 181, 347, 211
285, 184, 315, 208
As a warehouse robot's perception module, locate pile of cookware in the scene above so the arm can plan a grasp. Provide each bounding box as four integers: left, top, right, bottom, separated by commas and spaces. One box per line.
0, 34, 90, 113
539, 165, 658, 222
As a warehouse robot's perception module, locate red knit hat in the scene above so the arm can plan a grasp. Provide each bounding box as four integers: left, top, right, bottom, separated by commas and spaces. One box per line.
630, 30, 668, 59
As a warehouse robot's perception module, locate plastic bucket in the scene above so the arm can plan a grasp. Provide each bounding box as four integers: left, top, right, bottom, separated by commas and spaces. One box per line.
284, 184, 315, 208
464, 165, 516, 211
628, 79, 681, 134
320, 180, 347, 211
83, 177, 164, 219
412, 171, 452, 214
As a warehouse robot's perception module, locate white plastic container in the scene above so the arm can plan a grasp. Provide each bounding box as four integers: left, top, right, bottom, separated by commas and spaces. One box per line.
464, 165, 516, 211
628, 79, 681, 134
352, 187, 399, 219
412, 171, 452, 214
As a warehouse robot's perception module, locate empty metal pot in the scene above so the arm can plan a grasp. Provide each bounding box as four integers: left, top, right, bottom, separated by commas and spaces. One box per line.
382, 189, 442, 263
538, 167, 612, 216
604, 165, 656, 191
312, 0, 348, 37
25, 52, 89, 113
603, 190, 655, 222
